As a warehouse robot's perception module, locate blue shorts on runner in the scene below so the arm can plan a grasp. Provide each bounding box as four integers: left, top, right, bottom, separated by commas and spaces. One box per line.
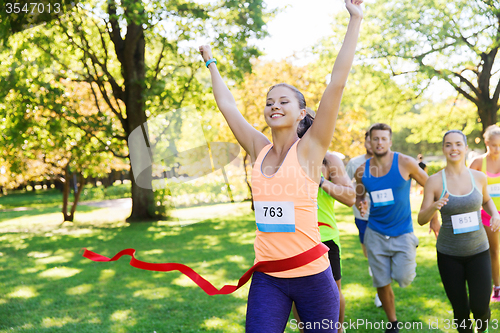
354, 218, 368, 244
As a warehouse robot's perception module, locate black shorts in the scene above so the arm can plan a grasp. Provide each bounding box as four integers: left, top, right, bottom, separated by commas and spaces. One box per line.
323, 239, 341, 281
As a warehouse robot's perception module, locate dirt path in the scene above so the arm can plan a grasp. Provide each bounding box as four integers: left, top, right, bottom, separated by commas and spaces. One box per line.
79, 198, 132, 209
0, 198, 132, 212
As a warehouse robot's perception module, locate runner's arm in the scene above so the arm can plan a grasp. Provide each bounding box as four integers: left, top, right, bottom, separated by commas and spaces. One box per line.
199, 45, 269, 161
354, 163, 368, 216
321, 153, 356, 207
407, 156, 429, 187
300, 0, 363, 158
407, 156, 441, 236
468, 155, 483, 171
418, 175, 446, 226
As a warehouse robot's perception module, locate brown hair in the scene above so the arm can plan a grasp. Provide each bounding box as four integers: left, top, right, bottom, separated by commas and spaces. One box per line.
296, 108, 327, 165
268, 83, 306, 110
297, 108, 316, 138
369, 123, 392, 138
442, 129, 467, 146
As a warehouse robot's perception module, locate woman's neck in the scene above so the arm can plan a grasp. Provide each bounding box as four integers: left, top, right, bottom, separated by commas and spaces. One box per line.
487, 152, 500, 162
271, 130, 299, 155
445, 161, 467, 175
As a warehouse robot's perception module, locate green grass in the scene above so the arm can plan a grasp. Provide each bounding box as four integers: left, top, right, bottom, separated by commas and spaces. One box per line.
0, 189, 65, 210
0, 195, 499, 332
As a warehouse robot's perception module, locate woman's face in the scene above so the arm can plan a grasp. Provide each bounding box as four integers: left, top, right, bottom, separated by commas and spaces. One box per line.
486, 134, 500, 158
264, 86, 304, 130
442, 132, 467, 163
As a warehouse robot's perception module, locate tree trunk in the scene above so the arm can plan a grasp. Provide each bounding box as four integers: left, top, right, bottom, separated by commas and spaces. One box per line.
61, 163, 71, 221
61, 163, 85, 223
67, 173, 85, 221
476, 47, 499, 136
127, 167, 155, 221
107, 0, 155, 221
121, 16, 156, 221
243, 152, 254, 211
478, 103, 499, 136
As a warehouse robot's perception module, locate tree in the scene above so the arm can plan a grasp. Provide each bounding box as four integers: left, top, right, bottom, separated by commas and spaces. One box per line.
310, 17, 422, 159
0, 0, 79, 46
3, 0, 271, 221
224, 58, 372, 157
393, 96, 481, 156
364, 0, 500, 134
0, 49, 119, 221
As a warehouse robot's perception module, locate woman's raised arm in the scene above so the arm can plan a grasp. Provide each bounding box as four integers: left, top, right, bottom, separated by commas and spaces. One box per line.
301, 0, 363, 157
199, 45, 270, 161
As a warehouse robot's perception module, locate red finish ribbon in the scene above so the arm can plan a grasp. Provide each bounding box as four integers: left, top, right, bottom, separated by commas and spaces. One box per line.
318, 222, 333, 229
82, 242, 329, 296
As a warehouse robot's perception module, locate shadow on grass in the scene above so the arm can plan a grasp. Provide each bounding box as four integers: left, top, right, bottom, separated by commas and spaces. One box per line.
0, 211, 256, 333
340, 237, 450, 332
2, 199, 499, 333
321, 202, 484, 333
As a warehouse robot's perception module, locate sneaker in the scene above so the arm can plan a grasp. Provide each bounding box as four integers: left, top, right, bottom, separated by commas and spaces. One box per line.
374, 293, 382, 307
385, 320, 399, 333
491, 286, 500, 303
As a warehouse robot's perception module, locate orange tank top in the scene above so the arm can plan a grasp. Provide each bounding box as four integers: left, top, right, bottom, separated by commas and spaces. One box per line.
251, 139, 329, 278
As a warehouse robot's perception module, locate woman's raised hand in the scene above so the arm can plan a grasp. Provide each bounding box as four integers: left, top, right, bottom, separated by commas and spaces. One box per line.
199, 45, 213, 63
345, 0, 363, 18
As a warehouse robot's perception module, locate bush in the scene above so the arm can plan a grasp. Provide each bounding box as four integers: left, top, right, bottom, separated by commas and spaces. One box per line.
153, 164, 249, 209
80, 183, 131, 201
426, 160, 446, 176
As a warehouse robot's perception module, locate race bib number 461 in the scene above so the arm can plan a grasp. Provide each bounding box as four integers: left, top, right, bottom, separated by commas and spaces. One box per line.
371, 189, 395, 207
254, 201, 295, 232
451, 211, 480, 234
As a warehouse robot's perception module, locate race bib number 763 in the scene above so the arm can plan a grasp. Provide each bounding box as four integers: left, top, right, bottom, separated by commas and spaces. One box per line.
254, 201, 295, 232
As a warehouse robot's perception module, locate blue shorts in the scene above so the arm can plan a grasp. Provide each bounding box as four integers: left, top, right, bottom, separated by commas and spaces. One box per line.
354, 218, 368, 244
246, 267, 339, 332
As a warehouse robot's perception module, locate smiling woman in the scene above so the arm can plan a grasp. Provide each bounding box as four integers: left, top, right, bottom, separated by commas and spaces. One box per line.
198, 0, 363, 331
418, 129, 500, 333
80, 1, 362, 330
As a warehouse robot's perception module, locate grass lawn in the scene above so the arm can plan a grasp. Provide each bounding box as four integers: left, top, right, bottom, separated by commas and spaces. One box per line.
0, 193, 499, 332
